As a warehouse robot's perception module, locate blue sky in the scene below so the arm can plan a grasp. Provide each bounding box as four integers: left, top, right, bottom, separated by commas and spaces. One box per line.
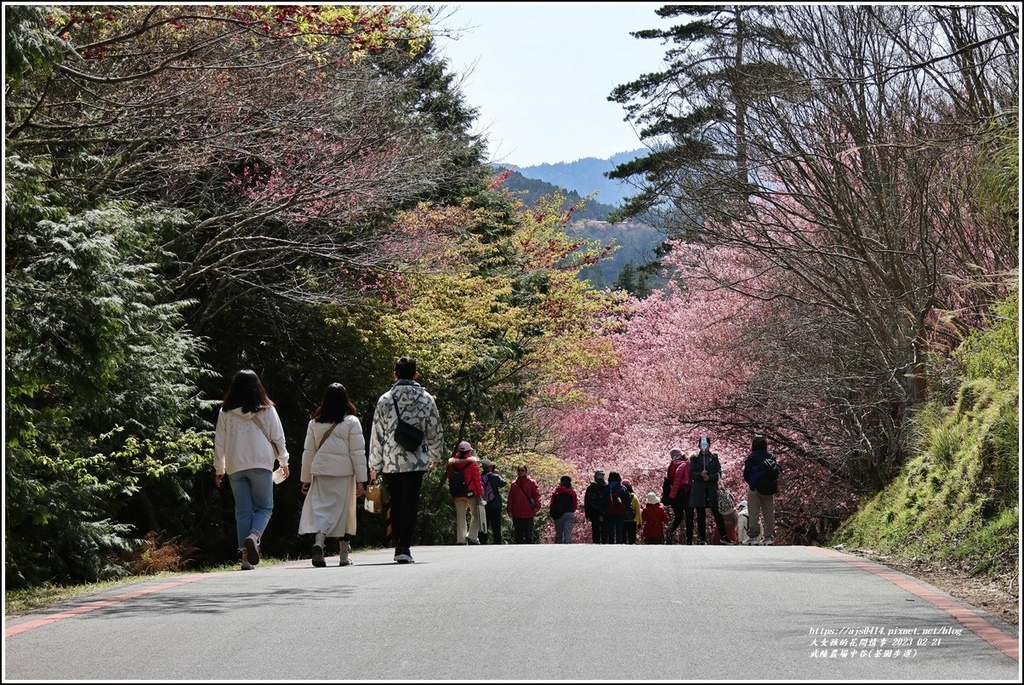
436, 3, 667, 167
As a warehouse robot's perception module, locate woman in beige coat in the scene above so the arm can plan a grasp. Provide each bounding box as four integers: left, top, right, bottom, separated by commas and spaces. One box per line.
299, 383, 367, 566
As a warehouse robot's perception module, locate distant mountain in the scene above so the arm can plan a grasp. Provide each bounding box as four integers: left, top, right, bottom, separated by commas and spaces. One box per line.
508, 150, 646, 207
492, 162, 665, 293
499, 170, 619, 221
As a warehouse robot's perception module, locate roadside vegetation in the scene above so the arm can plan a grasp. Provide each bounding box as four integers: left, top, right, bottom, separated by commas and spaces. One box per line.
832, 290, 1019, 591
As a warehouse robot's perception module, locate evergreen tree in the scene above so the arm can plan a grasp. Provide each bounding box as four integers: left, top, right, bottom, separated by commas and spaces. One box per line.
607, 5, 797, 231
4, 156, 208, 588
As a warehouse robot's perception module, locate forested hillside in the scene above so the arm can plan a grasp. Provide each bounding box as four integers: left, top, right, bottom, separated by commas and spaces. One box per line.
499, 169, 619, 221
498, 169, 663, 290
4, 5, 1017, 592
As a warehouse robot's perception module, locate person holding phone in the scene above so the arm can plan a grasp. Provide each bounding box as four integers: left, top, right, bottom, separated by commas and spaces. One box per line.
687, 435, 734, 545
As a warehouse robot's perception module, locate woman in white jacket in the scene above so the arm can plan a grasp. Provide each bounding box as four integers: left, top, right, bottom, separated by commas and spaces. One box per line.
214, 369, 289, 571
299, 383, 367, 567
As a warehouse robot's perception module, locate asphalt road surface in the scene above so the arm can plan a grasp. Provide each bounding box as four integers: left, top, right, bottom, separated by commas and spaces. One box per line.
4, 544, 1019, 681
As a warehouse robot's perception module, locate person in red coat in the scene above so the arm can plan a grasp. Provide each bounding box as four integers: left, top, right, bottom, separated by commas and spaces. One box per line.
506, 464, 542, 543
445, 440, 485, 545
641, 493, 671, 544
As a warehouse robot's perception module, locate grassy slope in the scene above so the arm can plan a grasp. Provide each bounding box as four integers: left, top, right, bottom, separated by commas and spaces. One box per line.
831, 377, 1019, 585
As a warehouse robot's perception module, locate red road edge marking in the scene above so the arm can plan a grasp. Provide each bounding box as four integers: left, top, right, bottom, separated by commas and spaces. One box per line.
810, 547, 1018, 661
5, 575, 208, 638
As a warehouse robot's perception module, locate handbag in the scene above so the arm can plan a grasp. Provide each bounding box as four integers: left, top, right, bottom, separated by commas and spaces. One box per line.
392, 397, 425, 452
476, 501, 489, 534
364, 480, 385, 514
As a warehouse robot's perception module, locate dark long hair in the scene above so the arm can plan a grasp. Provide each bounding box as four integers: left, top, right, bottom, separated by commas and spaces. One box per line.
312, 383, 357, 423
221, 369, 273, 413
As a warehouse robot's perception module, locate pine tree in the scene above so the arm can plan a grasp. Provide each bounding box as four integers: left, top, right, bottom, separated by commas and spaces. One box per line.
607, 5, 798, 231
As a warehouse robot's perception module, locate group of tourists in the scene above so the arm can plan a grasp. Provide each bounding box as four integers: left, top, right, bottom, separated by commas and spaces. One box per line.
213, 357, 783, 571
551, 435, 783, 546
655, 434, 783, 546
214, 356, 444, 569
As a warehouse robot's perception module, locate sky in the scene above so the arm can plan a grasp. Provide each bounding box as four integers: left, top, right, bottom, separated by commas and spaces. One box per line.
435, 3, 668, 168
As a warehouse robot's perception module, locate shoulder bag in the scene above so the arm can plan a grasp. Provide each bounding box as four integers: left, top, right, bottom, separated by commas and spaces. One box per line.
392, 396, 425, 452
252, 410, 281, 457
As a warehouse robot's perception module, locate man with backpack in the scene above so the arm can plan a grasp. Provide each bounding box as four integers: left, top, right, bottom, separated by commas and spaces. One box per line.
479, 458, 506, 544
743, 434, 783, 545
548, 475, 579, 543
446, 440, 485, 545
663, 448, 692, 544
583, 470, 608, 544
602, 471, 631, 544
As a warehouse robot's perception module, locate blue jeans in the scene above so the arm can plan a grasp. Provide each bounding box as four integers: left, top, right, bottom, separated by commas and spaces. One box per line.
228, 468, 274, 549
604, 516, 626, 544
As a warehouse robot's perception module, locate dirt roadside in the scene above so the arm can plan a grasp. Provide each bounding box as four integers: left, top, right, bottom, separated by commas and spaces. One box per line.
851, 550, 1019, 629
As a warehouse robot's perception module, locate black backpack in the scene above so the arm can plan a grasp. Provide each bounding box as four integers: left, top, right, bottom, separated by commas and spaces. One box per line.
550, 491, 574, 519
448, 467, 469, 497
756, 454, 783, 495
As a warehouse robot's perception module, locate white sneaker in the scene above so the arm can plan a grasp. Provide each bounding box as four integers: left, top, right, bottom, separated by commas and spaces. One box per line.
763, 539, 774, 546
240, 549, 254, 571
743, 538, 759, 546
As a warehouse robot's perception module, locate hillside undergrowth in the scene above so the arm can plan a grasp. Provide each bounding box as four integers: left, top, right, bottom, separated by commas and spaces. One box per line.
832, 290, 1019, 590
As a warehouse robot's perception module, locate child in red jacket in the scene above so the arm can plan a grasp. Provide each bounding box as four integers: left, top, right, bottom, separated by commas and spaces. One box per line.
641, 493, 670, 544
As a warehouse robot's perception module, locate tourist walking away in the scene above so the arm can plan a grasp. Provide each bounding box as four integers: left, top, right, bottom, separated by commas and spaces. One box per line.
479, 458, 506, 544
622, 479, 641, 544
603, 471, 631, 544
641, 493, 670, 544
688, 436, 734, 544
584, 470, 608, 544
214, 369, 289, 571
298, 382, 366, 567
368, 356, 444, 564
664, 448, 692, 544
736, 500, 749, 544
743, 435, 783, 545
506, 465, 542, 543
446, 440, 485, 545
713, 480, 739, 546
549, 475, 579, 544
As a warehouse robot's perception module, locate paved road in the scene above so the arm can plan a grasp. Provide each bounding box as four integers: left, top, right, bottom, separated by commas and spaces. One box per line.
4, 544, 1019, 681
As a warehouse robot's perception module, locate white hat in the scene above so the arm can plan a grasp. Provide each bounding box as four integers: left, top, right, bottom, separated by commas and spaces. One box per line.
646, 493, 660, 505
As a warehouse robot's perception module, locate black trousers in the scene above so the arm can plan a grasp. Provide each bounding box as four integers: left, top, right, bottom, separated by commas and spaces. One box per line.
669, 500, 695, 544
512, 517, 535, 543
692, 506, 729, 543
481, 505, 503, 544
382, 471, 425, 552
